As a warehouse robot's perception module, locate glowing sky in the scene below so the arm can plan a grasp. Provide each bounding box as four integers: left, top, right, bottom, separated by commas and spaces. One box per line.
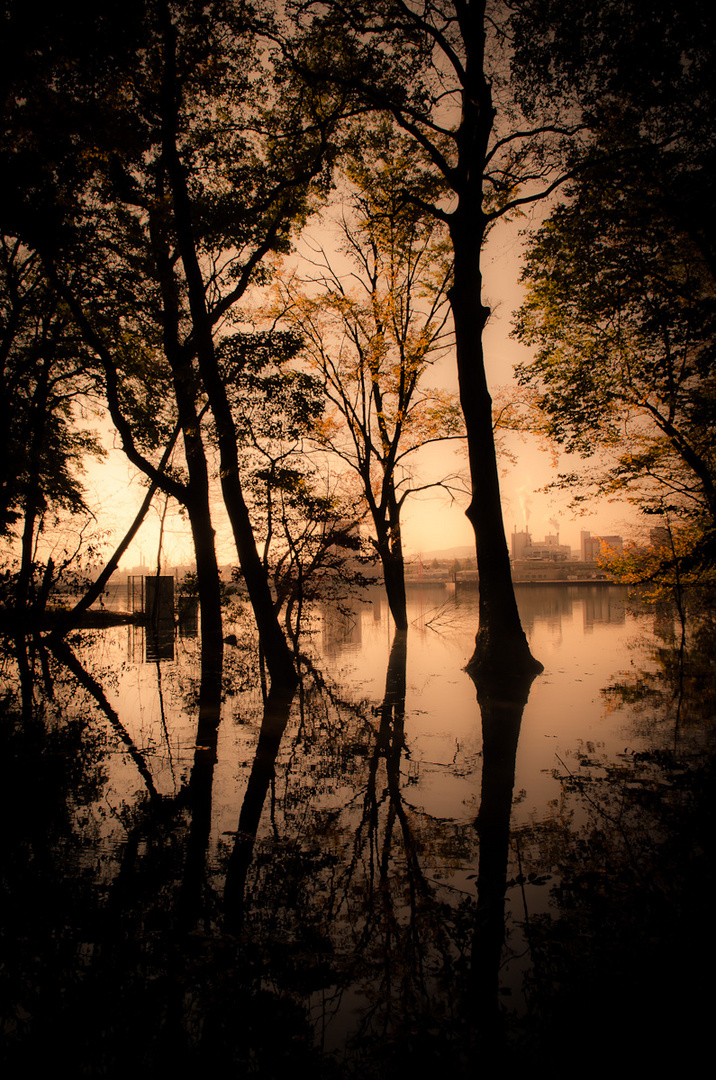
72, 213, 637, 573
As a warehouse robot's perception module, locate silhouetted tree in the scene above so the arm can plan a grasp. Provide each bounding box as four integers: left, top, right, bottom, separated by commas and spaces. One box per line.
513, 0, 716, 575
277, 122, 462, 629
0, 238, 103, 621
289, 0, 581, 675
1, 0, 345, 686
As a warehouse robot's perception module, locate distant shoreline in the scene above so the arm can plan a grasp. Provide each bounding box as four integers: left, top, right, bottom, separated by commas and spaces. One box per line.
404, 577, 624, 588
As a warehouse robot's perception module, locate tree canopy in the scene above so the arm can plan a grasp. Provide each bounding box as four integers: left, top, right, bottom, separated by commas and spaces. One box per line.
1, 0, 346, 684
275, 123, 462, 628
513, 0, 716, 572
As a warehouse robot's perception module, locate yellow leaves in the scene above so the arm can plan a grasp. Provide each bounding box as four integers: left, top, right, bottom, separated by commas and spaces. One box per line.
405, 388, 465, 443
491, 384, 560, 466
600, 522, 713, 597
311, 411, 342, 445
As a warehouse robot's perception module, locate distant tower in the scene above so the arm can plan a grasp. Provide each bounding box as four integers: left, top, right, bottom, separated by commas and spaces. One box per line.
580, 530, 592, 561
512, 526, 532, 560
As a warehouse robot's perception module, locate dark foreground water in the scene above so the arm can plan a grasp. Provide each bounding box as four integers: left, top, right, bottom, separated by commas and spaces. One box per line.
2, 584, 715, 1075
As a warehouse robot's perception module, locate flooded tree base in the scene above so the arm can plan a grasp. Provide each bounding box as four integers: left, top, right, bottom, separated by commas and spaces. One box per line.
466, 624, 544, 685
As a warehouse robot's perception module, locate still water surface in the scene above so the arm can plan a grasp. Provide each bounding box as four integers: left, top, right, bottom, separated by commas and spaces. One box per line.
2, 584, 713, 1074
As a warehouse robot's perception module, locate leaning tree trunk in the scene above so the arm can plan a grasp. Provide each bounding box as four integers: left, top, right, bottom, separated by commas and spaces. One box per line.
183, 292, 297, 689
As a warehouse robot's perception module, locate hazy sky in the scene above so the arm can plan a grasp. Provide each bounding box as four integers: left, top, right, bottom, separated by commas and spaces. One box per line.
76, 212, 637, 572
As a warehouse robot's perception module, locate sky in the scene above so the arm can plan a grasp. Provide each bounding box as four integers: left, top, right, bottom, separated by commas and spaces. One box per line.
71, 211, 638, 573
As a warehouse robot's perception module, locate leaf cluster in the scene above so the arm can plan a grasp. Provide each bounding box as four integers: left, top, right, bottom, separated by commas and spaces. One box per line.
0, 239, 103, 538
511, 4, 716, 548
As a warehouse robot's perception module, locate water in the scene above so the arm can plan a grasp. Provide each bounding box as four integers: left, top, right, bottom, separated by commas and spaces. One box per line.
1, 584, 714, 1074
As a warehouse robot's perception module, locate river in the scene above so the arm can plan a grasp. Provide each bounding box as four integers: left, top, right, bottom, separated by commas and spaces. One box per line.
1, 584, 713, 1075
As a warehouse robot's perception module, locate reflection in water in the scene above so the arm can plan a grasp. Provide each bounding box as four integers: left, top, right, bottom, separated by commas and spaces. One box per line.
507, 582, 628, 635
224, 686, 294, 930
1, 586, 713, 1073
145, 621, 175, 661
49, 636, 162, 806
181, 636, 225, 929
509, 596, 716, 1065
145, 576, 177, 661
320, 596, 363, 653
470, 667, 536, 1032
178, 594, 199, 637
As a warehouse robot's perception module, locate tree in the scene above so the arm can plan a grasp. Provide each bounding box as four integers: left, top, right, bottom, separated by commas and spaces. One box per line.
221, 329, 371, 643
0, 0, 225, 682
0, 237, 104, 621
276, 124, 463, 629
148, 0, 326, 688
514, 165, 716, 544
511, 0, 716, 574
1, 0, 345, 687
289, 0, 583, 675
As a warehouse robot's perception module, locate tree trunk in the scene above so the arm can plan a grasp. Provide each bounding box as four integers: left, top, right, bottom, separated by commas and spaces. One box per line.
376, 539, 408, 631
168, 364, 223, 681
160, 357, 224, 682
185, 489, 224, 684
372, 483, 408, 631
447, 16, 542, 678
147, 207, 224, 686
215, 453, 298, 688
449, 227, 542, 678
15, 360, 49, 621
16, 486, 39, 619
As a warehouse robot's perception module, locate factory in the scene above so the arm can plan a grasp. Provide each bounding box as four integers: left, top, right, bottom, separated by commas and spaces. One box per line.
510, 527, 623, 582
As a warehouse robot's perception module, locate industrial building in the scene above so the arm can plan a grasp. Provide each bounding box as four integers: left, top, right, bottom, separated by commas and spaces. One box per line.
509, 527, 624, 582
511, 528, 572, 562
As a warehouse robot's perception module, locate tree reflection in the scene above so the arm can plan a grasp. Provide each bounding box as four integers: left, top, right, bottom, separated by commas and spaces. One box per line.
224, 684, 294, 929
223, 624, 541, 1072
508, 595, 716, 1065
469, 666, 537, 1033
343, 627, 447, 1055
0, 609, 557, 1073
179, 633, 224, 928
1, 634, 123, 1072
49, 635, 162, 806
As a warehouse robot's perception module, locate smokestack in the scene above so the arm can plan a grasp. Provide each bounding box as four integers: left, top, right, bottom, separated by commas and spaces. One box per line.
517, 488, 533, 538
